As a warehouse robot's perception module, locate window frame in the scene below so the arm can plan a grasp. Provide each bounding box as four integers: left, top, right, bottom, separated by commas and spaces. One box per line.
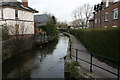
106, 0, 109, 8
113, 8, 118, 20
113, 0, 119, 3
104, 12, 109, 21
112, 26, 118, 27
15, 9, 18, 19
95, 18, 98, 24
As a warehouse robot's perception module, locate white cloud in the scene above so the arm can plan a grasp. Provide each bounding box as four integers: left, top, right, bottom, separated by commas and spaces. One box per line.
28, 0, 101, 22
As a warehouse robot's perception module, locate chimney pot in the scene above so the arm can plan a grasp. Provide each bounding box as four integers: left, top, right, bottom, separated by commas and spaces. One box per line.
22, 0, 28, 8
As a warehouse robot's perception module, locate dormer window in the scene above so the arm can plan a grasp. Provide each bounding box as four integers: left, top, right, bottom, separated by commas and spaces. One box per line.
15, 10, 18, 19
106, 0, 109, 7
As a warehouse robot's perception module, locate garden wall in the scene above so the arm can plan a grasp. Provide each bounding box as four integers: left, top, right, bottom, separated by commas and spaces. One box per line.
2, 36, 35, 62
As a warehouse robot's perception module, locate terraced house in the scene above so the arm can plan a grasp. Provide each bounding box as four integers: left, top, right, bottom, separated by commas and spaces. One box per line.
89, 0, 120, 28
0, 0, 38, 37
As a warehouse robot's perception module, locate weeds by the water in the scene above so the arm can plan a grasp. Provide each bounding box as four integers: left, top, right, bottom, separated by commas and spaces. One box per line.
67, 61, 79, 78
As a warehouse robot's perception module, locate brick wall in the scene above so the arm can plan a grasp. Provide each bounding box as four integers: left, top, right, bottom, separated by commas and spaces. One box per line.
91, 1, 120, 28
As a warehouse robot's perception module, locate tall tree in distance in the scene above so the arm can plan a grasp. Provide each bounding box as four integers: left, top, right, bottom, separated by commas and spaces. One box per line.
72, 4, 93, 28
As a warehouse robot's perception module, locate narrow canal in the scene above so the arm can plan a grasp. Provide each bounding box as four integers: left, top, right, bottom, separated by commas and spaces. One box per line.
3, 34, 69, 78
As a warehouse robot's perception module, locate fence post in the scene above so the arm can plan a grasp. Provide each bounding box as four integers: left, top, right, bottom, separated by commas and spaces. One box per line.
90, 53, 93, 72
69, 44, 72, 59
44, 32, 46, 41
118, 59, 120, 80
76, 49, 78, 62
40, 34, 42, 42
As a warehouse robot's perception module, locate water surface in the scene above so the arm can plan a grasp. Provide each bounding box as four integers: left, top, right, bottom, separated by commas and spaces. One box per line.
3, 34, 69, 78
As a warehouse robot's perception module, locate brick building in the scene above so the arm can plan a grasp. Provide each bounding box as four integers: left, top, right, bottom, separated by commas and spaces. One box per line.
89, 0, 120, 28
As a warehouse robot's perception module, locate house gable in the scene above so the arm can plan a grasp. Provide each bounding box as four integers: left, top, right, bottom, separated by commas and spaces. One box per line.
0, 1, 38, 13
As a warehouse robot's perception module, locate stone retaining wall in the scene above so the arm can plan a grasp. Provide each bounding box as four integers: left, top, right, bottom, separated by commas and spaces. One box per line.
2, 36, 35, 62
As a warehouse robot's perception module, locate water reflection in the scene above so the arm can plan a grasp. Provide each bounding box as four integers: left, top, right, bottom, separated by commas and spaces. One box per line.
3, 34, 69, 78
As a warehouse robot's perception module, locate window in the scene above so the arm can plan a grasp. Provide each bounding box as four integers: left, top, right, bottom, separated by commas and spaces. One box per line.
106, 0, 109, 7
105, 12, 109, 21
95, 19, 97, 23
112, 26, 117, 27
95, 12, 97, 15
15, 10, 18, 19
98, 18, 100, 23
113, 8, 118, 19
105, 26, 108, 28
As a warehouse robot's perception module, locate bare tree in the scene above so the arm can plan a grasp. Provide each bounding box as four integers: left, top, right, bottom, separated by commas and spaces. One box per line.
72, 4, 93, 28
3, 21, 29, 36
2, 21, 30, 54
70, 19, 82, 27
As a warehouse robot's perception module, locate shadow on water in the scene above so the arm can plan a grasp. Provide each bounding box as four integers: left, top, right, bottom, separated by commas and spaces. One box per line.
2, 38, 59, 78
2, 34, 69, 78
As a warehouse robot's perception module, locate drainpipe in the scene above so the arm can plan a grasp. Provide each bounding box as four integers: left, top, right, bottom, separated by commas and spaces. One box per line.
93, 12, 95, 28
118, 1, 120, 27
100, 10, 102, 28
1, 5, 3, 19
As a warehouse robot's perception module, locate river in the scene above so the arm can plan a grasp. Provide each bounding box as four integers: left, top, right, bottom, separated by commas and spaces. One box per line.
2, 34, 69, 78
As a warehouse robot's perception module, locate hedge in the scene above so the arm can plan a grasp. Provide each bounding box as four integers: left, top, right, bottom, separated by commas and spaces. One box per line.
70, 28, 120, 60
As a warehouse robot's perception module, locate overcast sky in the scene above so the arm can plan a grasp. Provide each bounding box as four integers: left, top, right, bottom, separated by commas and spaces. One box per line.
27, 0, 102, 23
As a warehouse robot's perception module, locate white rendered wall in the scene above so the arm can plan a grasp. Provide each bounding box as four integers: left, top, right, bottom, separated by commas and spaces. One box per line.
5, 20, 34, 35
2, 8, 34, 21
3, 8, 15, 19
18, 10, 34, 21
0, 7, 35, 35
0, 8, 2, 19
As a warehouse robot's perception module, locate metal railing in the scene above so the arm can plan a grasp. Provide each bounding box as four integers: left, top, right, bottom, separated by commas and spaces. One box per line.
34, 33, 57, 44
69, 44, 120, 80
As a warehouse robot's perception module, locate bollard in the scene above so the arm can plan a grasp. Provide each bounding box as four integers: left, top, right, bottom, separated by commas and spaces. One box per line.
76, 49, 78, 62
90, 53, 93, 72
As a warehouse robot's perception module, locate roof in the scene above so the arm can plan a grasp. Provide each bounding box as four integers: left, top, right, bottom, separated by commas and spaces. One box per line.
34, 14, 52, 23
0, 1, 38, 13
34, 14, 52, 26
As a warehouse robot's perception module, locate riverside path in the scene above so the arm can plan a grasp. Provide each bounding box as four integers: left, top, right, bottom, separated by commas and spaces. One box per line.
68, 33, 119, 78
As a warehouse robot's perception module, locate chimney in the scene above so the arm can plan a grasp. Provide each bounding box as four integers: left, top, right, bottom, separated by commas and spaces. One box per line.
22, 0, 28, 8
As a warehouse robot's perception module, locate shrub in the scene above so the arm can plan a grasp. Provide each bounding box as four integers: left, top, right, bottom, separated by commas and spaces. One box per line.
70, 27, 119, 59
67, 62, 79, 77
2, 26, 9, 41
